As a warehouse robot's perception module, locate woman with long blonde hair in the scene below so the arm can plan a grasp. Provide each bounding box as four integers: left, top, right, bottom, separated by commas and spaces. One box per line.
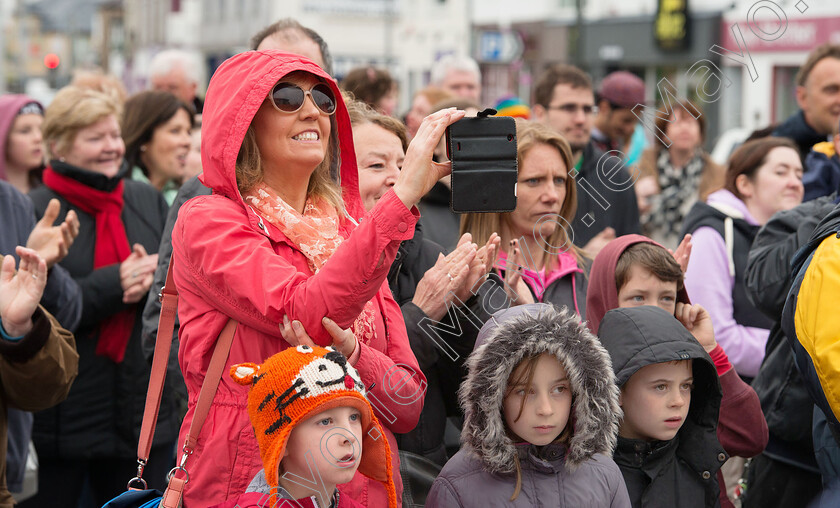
461, 119, 588, 315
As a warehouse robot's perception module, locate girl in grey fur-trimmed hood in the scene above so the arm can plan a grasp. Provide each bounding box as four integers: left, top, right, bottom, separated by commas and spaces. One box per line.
426, 303, 631, 507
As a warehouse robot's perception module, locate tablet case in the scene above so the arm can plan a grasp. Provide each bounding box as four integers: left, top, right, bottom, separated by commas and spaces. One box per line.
446, 109, 518, 213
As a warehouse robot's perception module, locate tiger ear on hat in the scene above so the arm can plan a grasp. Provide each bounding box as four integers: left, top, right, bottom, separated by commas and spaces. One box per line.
230, 363, 261, 385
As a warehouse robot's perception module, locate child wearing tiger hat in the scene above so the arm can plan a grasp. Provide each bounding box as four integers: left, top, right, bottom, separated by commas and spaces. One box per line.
210, 345, 398, 508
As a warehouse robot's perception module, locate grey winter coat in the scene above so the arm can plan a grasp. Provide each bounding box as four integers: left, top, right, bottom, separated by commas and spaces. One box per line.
426, 303, 630, 507
598, 306, 727, 508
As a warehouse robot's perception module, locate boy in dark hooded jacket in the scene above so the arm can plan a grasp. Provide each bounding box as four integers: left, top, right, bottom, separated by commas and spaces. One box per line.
586, 234, 768, 506
599, 306, 726, 507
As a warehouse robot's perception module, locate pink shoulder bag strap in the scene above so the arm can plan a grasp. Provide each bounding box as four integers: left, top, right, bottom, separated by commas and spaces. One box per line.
129, 258, 237, 508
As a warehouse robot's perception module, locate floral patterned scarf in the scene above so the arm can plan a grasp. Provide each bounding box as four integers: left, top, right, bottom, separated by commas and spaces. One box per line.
244, 182, 377, 344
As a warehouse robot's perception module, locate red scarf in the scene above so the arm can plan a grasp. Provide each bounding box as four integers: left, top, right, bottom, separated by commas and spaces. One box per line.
43, 166, 135, 363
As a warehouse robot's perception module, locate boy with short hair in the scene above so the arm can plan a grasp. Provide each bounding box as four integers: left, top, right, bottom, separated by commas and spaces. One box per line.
598, 305, 725, 507
212, 345, 398, 508
586, 234, 768, 507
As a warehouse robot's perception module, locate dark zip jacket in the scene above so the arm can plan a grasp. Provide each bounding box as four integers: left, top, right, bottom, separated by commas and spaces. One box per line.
744, 194, 838, 472
28, 161, 179, 459
599, 306, 727, 508
772, 110, 829, 160
573, 141, 641, 247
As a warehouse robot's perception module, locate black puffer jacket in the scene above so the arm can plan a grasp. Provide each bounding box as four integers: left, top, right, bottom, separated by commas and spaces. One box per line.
388, 222, 483, 466
599, 306, 727, 508
28, 161, 180, 459
744, 193, 838, 472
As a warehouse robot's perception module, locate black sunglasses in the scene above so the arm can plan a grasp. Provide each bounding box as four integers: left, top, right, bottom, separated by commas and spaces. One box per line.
269, 82, 337, 115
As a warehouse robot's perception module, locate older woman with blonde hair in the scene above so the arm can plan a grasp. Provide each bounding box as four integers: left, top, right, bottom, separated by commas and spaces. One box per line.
22, 86, 178, 507
461, 119, 588, 315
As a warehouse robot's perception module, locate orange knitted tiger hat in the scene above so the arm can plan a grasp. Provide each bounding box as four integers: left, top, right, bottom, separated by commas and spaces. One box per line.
230, 345, 397, 508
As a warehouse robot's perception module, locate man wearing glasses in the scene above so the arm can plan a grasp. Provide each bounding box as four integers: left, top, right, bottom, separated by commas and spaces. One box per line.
532, 65, 640, 256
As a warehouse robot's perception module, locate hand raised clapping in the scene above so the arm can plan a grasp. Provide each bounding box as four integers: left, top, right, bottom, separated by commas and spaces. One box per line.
25, 198, 80, 269
0, 247, 48, 337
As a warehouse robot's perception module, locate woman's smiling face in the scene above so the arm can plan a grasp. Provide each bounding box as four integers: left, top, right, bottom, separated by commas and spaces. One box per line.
354, 122, 404, 212
251, 71, 332, 181
58, 114, 125, 177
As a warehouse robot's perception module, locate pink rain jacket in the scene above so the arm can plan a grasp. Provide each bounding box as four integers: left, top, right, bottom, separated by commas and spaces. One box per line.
171, 50, 425, 506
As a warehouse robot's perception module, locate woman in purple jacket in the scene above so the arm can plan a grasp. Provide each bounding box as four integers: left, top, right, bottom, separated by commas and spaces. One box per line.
681, 137, 804, 382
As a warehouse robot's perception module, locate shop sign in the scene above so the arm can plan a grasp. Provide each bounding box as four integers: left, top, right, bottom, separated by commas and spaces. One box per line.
475, 30, 524, 63
720, 16, 840, 52
303, 0, 396, 16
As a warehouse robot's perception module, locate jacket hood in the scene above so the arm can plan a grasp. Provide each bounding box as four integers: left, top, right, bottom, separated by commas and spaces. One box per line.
585, 234, 690, 334
704, 189, 759, 225
791, 201, 840, 274
811, 201, 840, 241
460, 303, 621, 474
199, 50, 364, 219
598, 306, 722, 450
0, 94, 43, 182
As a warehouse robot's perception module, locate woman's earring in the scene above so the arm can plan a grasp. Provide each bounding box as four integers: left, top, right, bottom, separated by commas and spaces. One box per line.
140, 145, 147, 152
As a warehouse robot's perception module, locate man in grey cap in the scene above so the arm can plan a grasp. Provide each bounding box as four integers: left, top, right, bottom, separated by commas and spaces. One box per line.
591, 71, 646, 155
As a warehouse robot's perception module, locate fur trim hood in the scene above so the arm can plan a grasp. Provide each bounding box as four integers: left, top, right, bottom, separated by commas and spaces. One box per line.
459, 303, 621, 474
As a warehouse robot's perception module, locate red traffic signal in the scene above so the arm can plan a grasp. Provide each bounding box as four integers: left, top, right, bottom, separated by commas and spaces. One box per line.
44, 53, 60, 69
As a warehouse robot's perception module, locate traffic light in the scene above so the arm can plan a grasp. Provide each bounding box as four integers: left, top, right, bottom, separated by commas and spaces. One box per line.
44, 53, 60, 69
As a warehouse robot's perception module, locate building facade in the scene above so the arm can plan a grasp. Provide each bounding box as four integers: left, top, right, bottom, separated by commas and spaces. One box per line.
124, 0, 471, 114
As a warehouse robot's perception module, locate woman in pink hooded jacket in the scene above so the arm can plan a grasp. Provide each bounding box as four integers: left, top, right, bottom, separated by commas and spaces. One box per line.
171, 50, 461, 506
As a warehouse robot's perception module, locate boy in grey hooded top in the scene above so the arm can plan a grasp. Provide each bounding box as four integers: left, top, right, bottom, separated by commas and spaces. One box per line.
599, 306, 727, 508
426, 303, 630, 507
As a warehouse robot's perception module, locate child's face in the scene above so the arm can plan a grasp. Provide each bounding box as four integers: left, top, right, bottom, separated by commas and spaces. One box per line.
281, 406, 363, 490
619, 360, 693, 442
617, 264, 678, 315
503, 353, 572, 446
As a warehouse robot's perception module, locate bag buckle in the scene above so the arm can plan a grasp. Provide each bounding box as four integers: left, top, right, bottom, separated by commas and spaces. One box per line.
127, 459, 148, 490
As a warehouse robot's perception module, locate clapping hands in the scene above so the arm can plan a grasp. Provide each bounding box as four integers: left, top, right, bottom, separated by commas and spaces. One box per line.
0, 247, 47, 337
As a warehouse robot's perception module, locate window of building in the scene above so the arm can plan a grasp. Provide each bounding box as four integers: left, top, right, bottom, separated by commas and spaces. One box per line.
773, 66, 799, 124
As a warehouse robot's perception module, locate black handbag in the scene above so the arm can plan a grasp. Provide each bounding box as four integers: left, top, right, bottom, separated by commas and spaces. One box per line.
399, 450, 444, 507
